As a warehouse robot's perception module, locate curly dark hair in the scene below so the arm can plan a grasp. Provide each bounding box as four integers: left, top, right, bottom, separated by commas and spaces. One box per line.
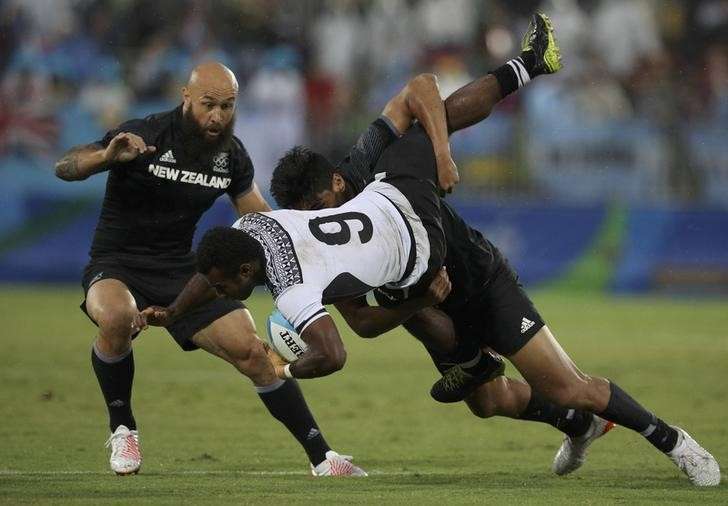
196, 226, 264, 277
270, 145, 336, 209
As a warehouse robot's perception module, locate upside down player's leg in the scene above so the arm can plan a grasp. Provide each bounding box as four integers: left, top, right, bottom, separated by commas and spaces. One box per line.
509, 326, 721, 486
190, 309, 366, 476
369, 12, 566, 400
84, 278, 142, 475
445, 13, 562, 134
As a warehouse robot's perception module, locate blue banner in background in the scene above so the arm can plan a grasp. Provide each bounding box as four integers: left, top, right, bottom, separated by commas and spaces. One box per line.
0, 197, 607, 287
1, 193, 727, 294
614, 207, 728, 294
689, 126, 728, 207
0, 196, 239, 283
454, 202, 605, 286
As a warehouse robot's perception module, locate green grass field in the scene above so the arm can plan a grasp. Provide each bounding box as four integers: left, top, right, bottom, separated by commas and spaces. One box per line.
1, 286, 726, 504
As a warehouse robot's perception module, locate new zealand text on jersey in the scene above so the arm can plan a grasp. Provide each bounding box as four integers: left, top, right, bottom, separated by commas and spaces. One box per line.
148, 164, 231, 189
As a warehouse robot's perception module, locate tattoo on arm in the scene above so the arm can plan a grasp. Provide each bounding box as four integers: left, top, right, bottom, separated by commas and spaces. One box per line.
54, 143, 104, 181
55, 153, 81, 180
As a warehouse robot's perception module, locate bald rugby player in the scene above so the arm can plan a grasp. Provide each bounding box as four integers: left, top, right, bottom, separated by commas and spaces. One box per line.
55, 62, 366, 477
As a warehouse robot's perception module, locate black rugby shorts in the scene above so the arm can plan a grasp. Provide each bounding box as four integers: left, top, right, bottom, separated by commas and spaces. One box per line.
442, 255, 545, 357
374, 252, 544, 357
80, 257, 245, 351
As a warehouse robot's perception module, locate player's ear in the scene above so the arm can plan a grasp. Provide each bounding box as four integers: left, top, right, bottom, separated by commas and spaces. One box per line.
182, 87, 191, 108
239, 261, 262, 281
332, 173, 345, 193
239, 262, 252, 278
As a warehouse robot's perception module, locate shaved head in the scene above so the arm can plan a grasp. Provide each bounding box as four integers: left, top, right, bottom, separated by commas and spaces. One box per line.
186, 61, 239, 97
181, 61, 238, 151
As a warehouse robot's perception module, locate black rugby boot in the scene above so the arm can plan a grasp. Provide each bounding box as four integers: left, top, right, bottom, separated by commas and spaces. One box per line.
430, 350, 506, 403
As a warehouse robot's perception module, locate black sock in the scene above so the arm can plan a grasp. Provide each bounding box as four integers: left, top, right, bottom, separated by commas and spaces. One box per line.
257, 379, 330, 466
91, 344, 136, 432
459, 349, 505, 382
454, 340, 484, 374
598, 382, 678, 453
490, 52, 536, 98
520, 392, 593, 437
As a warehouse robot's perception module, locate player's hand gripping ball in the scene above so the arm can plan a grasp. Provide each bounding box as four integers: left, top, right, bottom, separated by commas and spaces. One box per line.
266, 310, 308, 363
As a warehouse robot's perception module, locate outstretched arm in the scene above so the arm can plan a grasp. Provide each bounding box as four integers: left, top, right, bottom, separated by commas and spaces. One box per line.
231, 182, 272, 215
55, 133, 156, 181
54, 143, 108, 181
140, 273, 217, 327
380, 73, 505, 192
382, 74, 458, 192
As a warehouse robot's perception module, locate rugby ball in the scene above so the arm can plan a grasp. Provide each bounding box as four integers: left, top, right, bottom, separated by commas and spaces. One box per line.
266, 310, 308, 363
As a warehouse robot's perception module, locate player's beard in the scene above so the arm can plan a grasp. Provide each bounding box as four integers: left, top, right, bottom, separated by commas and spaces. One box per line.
179, 107, 235, 165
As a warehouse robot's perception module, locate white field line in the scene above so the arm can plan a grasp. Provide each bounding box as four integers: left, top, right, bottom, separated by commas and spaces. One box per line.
0, 469, 431, 477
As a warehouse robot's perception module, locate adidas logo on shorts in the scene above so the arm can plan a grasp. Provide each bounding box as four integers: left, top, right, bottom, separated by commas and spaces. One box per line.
521, 317, 535, 334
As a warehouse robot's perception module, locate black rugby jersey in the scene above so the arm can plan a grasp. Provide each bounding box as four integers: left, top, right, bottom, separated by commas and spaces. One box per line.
336, 117, 399, 195
338, 118, 496, 306
90, 106, 254, 267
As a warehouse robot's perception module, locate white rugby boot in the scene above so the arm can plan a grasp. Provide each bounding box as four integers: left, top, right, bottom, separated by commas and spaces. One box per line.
310, 451, 368, 477
552, 415, 614, 475
105, 425, 142, 475
667, 426, 720, 486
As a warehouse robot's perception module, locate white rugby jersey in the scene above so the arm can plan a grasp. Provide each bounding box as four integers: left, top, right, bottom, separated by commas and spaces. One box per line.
232, 180, 430, 333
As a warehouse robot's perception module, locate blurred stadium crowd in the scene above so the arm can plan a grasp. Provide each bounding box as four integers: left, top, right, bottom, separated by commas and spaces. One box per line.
1, 0, 726, 291
0, 0, 726, 204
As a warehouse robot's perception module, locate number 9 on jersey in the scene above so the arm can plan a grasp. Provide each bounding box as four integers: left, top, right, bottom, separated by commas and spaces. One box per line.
266, 310, 309, 363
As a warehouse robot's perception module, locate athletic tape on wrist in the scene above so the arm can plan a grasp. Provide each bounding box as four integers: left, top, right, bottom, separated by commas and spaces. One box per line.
283, 363, 294, 379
